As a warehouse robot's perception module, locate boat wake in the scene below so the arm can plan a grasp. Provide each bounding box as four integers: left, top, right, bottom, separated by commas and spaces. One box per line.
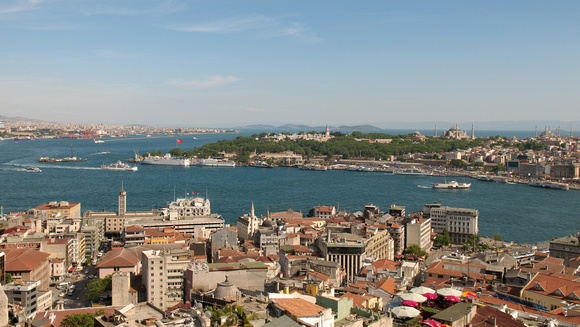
417, 185, 430, 189
39, 165, 101, 171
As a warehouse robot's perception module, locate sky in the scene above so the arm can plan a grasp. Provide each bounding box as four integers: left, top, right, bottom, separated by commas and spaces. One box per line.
0, 0, 579, 128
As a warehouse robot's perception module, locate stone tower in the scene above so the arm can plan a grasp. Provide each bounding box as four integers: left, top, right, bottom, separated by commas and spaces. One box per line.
118, 188, 126, 217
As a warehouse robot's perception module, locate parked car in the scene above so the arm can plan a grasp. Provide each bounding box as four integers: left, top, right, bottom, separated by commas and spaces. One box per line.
59, 291, 65, 297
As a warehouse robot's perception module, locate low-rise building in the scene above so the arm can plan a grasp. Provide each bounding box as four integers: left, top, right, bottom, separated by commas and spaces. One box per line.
549, 233, 580, 265
3, 248, 51, 291
314, 206, 336, 219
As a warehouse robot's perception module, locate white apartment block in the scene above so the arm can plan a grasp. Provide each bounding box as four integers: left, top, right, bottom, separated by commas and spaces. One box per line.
142, 248, 191, 310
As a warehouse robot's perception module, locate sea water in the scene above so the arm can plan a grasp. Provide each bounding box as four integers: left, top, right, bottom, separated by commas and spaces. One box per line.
0, 130, 577, 244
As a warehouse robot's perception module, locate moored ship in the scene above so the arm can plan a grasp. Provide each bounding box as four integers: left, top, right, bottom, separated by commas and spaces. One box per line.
529, 180, 569, 191
197, 158, 235, 167
394, 167, 432, 176
141, 153, 190, 166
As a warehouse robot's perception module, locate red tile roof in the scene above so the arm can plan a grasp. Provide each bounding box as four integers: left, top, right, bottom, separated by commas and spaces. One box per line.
3, 226, 30, 235
96, 248, 140, 268
272, 298, 325, 317
523, 273, 580, 305
3, 248, 50, 271
471, 305, 526, 327
374, 276, 397, 295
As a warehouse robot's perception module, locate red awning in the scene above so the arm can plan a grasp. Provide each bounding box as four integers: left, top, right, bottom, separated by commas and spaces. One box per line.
68, 267, 75, 272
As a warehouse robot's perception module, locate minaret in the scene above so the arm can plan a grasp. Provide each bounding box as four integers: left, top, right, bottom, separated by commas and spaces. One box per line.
118, 183, 126, 216
535, 126, 538, 138
434, 124, 437, 137
325, 125, 330, 137
471, 124, 475, 139
251, 201, 255, 218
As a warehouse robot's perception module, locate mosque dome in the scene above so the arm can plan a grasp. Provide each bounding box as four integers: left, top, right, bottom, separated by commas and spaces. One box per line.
262, 219, 274, 227
214, 276, 240, 301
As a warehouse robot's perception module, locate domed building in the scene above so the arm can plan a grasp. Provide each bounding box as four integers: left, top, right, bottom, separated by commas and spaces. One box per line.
213, 276, 240, 302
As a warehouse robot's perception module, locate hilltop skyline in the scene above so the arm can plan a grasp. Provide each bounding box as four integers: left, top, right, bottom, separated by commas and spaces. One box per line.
1, 1, 579, 127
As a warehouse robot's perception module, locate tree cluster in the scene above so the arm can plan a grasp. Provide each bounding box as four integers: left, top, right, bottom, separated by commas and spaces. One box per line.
164, 132, 493, 162
87, 275, 112, 303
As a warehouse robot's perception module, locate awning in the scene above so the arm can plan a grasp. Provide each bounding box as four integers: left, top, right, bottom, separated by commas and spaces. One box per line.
68, 267, 75, 272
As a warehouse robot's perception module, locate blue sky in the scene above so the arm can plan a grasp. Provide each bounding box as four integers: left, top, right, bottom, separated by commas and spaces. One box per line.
1, 0, 579, 128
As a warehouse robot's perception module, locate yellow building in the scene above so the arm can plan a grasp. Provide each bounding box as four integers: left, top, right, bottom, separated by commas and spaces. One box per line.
521, 273, 580, 310
36, 201, 81, 219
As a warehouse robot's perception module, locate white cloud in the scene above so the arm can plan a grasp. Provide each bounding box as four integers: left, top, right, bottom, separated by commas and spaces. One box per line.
269, 22, 321, 43
0, 0, 42, 14
168, 75, 240, 89
168, 15, 271, 33
167, 15, 320, 42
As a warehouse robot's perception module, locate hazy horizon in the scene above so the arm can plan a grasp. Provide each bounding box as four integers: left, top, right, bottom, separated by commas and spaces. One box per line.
1, 1, 579, 127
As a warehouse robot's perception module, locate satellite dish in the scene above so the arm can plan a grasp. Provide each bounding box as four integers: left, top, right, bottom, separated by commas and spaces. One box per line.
205, 310, 212, 318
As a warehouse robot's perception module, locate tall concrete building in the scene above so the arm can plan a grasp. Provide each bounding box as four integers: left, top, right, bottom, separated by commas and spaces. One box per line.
316, 230, 394, 282
142, 248, 191, 310
423, 202, 479, 244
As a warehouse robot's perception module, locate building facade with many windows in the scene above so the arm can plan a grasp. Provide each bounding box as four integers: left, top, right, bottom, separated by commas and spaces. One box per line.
142, 248, 191, 310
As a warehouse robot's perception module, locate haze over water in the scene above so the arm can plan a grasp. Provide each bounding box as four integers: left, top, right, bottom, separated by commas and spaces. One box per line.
0, 129, 576, 244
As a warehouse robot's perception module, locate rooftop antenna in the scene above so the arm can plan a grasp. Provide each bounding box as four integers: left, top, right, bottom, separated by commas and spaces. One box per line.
121, 180, 124, 191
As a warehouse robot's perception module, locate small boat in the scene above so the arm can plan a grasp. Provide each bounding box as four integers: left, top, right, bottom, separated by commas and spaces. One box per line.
456, 181, 472, 189
102, 161, 138, 171
300, 164, 327, 171
491, 176, 508, 183
26, 167, 42, 173
94, 139, 105, 143
250, 161, 274, 168
40, 156, 87, 162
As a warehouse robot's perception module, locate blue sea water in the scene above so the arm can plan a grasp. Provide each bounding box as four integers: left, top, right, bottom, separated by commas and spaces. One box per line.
0, 129, 577, 244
